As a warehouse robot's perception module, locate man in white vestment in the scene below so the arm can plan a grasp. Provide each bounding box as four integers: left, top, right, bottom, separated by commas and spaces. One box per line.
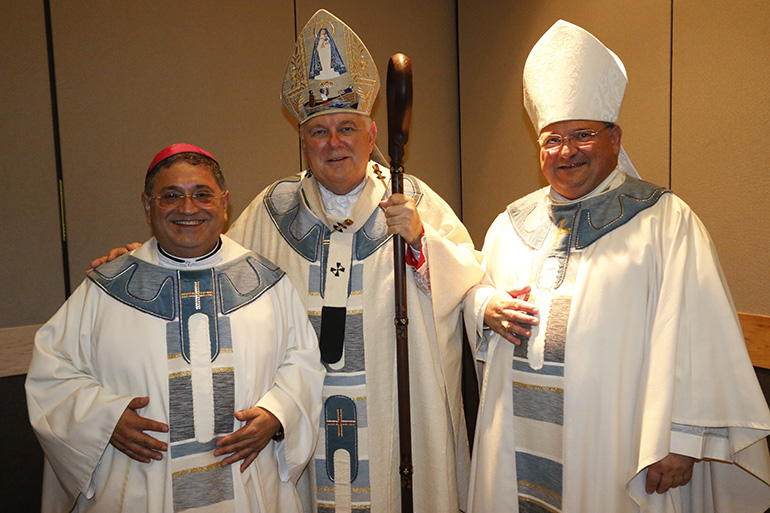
27, 144, 325, 513
228, 10, 484, 512
464, 20, 770, 513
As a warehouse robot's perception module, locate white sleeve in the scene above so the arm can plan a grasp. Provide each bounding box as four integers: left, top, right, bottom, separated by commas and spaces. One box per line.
255, 278, 325, 483
25, 281, 133, 503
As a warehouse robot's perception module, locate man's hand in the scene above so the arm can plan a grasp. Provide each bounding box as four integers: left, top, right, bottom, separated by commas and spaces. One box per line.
88, 242, 142, 272
380, 194, 423, 250
110, 396, 169, 463
645, 453, 696, 494
215, 406, 282, 473
483, 286, 539, 346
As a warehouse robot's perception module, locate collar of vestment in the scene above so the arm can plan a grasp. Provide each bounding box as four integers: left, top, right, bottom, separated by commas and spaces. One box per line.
156, 237, 224, 268
87, 237, 285, 320
318, 177, 367, 218
302, 161, 389, 234
262, 160, 424, 262
507, 171, 670, 251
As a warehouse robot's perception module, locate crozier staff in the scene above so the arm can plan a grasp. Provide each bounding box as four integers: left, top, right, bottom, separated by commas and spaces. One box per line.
387, 52, 415, 513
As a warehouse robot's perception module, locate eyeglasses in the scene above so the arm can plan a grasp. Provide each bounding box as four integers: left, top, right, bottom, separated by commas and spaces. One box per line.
148, 191, 226, 208
538, 126, 613, 151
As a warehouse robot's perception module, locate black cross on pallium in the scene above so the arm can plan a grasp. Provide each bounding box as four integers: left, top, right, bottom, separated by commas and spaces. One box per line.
330, 262, 345, 276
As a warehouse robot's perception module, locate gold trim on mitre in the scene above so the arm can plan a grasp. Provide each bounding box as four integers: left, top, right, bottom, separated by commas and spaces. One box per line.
281, 9, 380, 124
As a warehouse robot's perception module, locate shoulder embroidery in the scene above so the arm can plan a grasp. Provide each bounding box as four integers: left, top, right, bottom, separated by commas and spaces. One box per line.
263, 175, 324, 262
507, 179, 670, 250
217, 253, 286, 314
574, 178, 669, 249
88, 255, 176, 319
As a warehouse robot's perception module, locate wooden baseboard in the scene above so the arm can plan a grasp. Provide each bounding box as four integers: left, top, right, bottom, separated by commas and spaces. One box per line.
0, 324, 41, 378
740, 313, 770, 370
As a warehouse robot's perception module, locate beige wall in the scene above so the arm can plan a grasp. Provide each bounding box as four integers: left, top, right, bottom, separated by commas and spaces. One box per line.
1, 0, 66, 327
49, 0, 299, 296
458, 0, 769, 315
671, 1, 770, 315
1, 0, 461, 336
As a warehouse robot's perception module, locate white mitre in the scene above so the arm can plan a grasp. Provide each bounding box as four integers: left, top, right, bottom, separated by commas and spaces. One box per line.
523, 20, 638, 177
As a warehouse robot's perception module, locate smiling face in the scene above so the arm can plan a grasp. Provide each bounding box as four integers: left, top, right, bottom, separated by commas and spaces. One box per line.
300, 113, 377, 194
539, 120, 622, 200
141, 162, 229, 258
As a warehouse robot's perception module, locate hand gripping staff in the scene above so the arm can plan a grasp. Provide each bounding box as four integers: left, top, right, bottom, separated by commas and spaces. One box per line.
387, 53, 414, 513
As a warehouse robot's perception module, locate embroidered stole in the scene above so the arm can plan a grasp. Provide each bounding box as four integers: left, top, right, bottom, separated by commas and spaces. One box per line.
511, 205, 579, 513
507, 177, 670, 513
302, 163, 387, 513
166, 267, 237, 512
89, 253, 283, 512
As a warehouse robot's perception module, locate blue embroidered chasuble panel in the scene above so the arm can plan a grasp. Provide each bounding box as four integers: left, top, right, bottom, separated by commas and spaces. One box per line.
88, 251, 284, 511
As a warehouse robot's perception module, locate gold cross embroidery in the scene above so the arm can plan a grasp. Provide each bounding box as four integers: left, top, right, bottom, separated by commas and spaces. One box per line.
181, 281, 214, 310
332, 219, 354, 232
552, 219, 571, 247
373, 163, 389, 190
328, 408, 356, 437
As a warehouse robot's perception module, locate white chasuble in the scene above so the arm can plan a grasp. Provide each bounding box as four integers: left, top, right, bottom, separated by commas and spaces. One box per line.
465, 174, 770, 513
26, 236, 325, 513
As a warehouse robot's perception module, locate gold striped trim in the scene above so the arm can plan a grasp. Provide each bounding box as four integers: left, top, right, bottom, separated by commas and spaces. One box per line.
172, 461, 222, 477
322, 396, 367, 402
513, 381, 564, 393
307, 309, 364, 315
316, 486, 371, 492
518, 480, 562, 499
308, 290, 362, 297
169, 367, 233, 379
316, 502, 371, 510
